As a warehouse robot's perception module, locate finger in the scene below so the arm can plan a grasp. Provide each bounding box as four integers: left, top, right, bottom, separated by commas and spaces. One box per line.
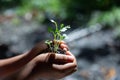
59, 40, 66, 44
52, 62, 77, 71
65, 51, 77, 65
53, 40, 65, 45
63, 48, 68, 52
50, 54, 74, 64
60, 44, 69, 51
52, 63, 77, 78
64, 68, 77, 77
65, 51, 74, 56
65, 51, 76, 59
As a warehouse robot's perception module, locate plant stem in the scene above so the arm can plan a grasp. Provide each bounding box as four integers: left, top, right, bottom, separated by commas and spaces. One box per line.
54, 21, 58, 32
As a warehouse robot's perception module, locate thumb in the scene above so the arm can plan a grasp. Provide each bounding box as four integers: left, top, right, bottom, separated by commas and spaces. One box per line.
30, 41, 48, 56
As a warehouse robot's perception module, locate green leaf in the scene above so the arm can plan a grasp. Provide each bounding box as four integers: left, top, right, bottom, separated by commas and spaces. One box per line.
55, 29, 59, 33
45, 40, 52, 44
46, 20, 71, 53
60, 24, 64, 29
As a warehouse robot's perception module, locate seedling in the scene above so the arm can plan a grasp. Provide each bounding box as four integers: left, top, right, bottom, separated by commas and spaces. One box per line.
45, 20, 70, 53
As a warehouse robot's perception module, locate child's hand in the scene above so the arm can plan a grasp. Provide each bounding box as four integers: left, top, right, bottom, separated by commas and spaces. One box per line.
30, 52, 77, 79
28, 41, 48, 56
17, 41, 77, 80
29, 40, 68, 56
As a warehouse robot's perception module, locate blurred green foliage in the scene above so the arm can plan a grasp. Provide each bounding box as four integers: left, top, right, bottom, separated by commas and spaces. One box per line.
61, 0, 120, 26
15, 0, 66, 21
0, 0, 120, 21
61, 0, 114, 18
89, 7, 120, 27
0, 0, 120, 30
0, 0, 22, 10
88, 7, 120, 37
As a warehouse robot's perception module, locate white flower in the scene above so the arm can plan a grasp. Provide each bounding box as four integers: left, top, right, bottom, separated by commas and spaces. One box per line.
60, 26, 70, 32
60, 27, 67, 32
50, 19, 55, 23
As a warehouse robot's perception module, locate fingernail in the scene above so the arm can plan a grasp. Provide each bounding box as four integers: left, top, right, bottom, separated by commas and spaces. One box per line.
63, 48, 67, 51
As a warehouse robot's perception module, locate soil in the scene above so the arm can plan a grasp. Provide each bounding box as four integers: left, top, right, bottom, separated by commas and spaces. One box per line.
44, 42, 66, 54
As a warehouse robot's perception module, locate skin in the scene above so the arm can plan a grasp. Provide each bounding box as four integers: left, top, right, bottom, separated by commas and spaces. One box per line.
0, 41, 47, 79
0, 41, 77, 80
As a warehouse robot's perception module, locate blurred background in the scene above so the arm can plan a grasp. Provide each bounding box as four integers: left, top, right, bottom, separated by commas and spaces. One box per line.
0, 0, 120, 80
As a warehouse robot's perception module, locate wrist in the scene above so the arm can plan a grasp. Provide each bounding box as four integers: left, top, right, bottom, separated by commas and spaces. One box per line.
17, 61, 35, 80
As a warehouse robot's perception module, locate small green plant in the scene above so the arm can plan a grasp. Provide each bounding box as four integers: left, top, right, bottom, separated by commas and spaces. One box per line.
45, 20, 70, 53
